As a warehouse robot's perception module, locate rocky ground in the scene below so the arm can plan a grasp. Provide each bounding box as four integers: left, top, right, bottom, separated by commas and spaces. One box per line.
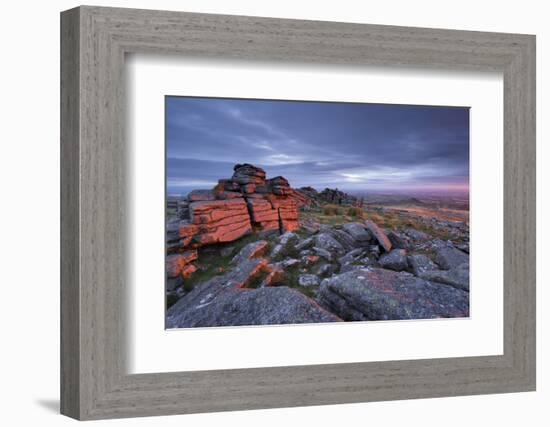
166, 164, 470, 328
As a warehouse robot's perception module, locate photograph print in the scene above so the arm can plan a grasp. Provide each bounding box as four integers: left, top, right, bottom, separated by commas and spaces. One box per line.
165, 96, 470, 329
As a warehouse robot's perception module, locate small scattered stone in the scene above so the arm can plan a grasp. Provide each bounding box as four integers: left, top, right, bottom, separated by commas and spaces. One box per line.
301, 255, 320, 266
312, 246, 334, 262
338, 248, 366, 267
166, 276, 184, 292
298, 274, 321, 287
276, 258, 301, 269
315, 263, 335, 277
166, 250, 198, 278
368, 245, 381, 258
261, 264, 286, 287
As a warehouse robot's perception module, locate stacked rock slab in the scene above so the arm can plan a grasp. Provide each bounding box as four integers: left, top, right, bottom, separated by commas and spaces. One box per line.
169, 164, 305, 281
187, 198, 252, 245
222, 164, 300, 233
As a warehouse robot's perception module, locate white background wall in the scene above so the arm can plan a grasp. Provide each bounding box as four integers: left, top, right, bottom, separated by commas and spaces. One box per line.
0, 0, 546, 425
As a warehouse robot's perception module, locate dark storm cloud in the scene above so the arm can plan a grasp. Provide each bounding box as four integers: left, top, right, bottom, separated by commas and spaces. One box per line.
166, 96, 469, 195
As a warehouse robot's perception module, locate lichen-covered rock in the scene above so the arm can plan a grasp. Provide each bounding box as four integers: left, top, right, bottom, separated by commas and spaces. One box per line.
232, 163, 266, 185
295, 236, 315, 251
315, 263, 336, 277
167, 283, 341, 328
231, 240, 269, 264
328, 229, 357, 251
170, 164, 306, 264
189, 199, 252, 245
301, 255, 320, 266
338, 248, 367, 269
368, 245, 381, 258
166, 218, 185, 252
298, 274, 321, 287
408, 254, 439, 276
166, 250, 198, 278
217, 191, 244, 200
455, 242, 470, 254
403, 228, 431, 242
270, 232, 299, 259
434, 245, 469, 270
312, 246, 334, 262
166, 276, 184, 292
342, 222, 372, 244
419, 262, 469, 292
181, 264, 197, 279
387, 231, 410, 249
270, 196, 299, 232
276, 258, 300, 269
378, 249, 408, 272
318, 268, 469, 321
261, 264, 286, 287
246, 198, 279, 231
365, 220, 392, 252
315, 233, 345, 255
187, 189, 216, 202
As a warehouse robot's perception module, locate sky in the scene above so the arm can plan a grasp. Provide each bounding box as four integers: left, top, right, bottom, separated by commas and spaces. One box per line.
166, 96, 469, 196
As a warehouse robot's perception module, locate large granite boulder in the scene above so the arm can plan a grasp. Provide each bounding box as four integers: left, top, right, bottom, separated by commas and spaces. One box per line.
342, 222, 372, 245
315, 233, 345, 255
318, 268, 469, 321
167, 279, 341, 328
327, 228, 358, 251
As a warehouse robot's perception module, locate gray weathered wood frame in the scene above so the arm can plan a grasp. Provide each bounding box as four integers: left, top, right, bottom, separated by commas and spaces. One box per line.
60, 5, 536, 420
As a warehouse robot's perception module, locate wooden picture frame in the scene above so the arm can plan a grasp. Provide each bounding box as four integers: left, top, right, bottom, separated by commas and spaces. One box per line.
60, 5, 536, 420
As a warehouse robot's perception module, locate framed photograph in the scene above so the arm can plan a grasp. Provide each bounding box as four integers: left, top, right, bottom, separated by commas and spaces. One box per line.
61, 6, 536, 420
